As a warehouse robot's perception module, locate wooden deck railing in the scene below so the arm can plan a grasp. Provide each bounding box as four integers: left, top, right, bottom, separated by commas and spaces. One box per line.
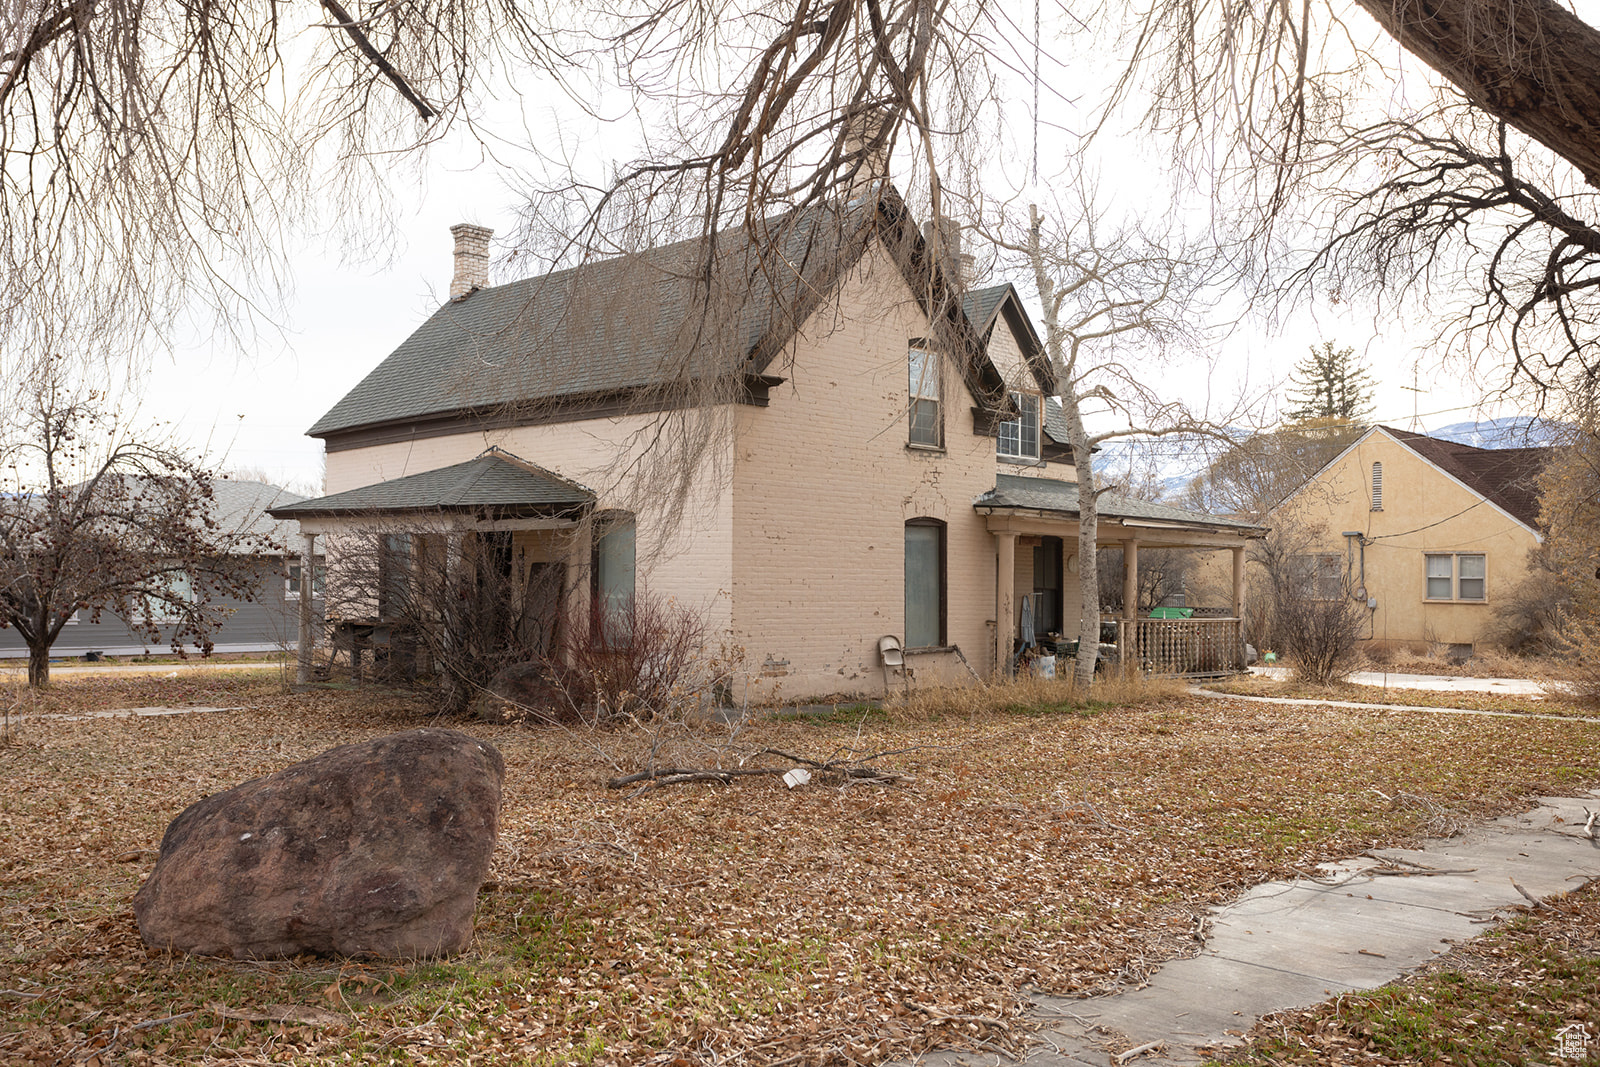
1115, 617, 1244, 677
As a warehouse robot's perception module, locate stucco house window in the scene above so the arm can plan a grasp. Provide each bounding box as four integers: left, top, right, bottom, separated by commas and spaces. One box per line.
998, 392, 1041, 461
904, 518, 946, 648
1371, 462, 1383, 510
907, 342, 942, 448
1292, 553, 1342, 600
1425, 553, 1486, 601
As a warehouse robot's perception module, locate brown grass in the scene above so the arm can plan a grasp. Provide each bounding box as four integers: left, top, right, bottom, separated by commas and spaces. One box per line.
1, 672, 1597, 1065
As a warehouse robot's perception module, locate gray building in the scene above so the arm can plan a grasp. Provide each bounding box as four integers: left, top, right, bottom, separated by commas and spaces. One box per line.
0, 479, 320, 660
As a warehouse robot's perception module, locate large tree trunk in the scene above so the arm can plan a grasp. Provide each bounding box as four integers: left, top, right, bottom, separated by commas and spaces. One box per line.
1063, 405, 1103, 690
27, 642, 50, 687
1354, 0, 1600, 185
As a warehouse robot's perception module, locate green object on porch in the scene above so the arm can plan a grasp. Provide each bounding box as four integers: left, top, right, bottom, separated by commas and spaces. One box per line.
1147, 607, 1194, 619
1263, 650, 1277, 663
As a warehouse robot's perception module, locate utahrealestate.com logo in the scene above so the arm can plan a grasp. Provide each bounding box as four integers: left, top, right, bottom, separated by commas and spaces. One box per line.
1553, 1023, 1594, 1062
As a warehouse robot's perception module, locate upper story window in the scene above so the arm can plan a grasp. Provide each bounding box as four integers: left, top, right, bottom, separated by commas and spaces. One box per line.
1425, 553, 1486, 602
998, 391, 1041, 461
908, 342, 942, 448
1371, 462, 1384, 510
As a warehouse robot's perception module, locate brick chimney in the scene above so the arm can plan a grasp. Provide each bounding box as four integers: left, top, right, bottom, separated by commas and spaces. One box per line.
449, 223, 493, 299
842, 107, 890, 198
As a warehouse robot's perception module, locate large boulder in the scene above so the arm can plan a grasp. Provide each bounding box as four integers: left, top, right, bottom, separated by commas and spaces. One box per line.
133, 728, 505, 959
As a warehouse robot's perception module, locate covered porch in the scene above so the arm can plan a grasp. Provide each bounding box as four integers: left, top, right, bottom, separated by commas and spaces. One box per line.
267, 449, 599, 685
975, 474, 1268, 677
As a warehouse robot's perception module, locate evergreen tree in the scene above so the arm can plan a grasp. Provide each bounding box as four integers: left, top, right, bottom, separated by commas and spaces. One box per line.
1284, 342, 1376, 423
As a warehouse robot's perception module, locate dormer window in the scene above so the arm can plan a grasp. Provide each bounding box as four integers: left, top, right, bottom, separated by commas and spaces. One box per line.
998, 392, 1041, 461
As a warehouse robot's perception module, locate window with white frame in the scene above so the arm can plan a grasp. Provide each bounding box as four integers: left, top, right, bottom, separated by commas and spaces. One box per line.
142, 570, 194, 624
907, 343, 942, 447
1425, 553, 1486, 601
998, 392, 1041, 461
285, 561, 323, 600
593, 512, 637, 643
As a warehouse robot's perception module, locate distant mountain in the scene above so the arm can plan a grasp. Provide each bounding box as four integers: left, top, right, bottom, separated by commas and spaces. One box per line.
1420, 416, 1564, 449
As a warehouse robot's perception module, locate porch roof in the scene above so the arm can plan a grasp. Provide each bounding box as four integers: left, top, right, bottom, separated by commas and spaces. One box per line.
975, 474, 1265, 534
267, 449, 594, 520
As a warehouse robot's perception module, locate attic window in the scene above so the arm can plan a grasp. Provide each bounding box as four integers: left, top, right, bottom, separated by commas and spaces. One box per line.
1371, 462, 1383, 511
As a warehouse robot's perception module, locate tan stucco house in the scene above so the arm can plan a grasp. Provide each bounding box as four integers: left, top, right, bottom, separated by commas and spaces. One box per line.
1268, 425, 1549, 652
273, 189, 1263, 698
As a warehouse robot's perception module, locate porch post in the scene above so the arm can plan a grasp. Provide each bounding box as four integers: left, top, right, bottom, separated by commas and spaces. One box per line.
296, 532, 316, 685
1231, 545, 1246, 618
1121, 539, 1139, 621
996, 530, 1017, 677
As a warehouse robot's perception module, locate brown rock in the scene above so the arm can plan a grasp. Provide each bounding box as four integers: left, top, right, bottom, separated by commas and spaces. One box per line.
133, 728, 504, 959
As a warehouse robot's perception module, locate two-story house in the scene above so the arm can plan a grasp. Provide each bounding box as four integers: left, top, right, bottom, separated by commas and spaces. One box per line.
273, 188, 1263, 698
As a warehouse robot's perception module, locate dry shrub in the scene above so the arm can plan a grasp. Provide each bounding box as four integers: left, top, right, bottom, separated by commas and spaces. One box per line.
1277, 592, 1367, 686
554, 592, 727, 724
889, 669, 1189, 721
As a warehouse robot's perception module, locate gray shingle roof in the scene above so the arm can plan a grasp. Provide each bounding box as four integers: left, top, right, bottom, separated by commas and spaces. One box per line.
309, 192, 1005, 440
1044, 398, 1071, 446
960, 285, 1010, 335
210, 480, 308, 550
268, 451, 593, 518
976, 473, 1264, 531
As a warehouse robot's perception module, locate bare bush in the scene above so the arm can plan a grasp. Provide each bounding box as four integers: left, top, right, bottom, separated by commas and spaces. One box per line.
1252, 523, 1367, 685
556, 593, 724, 725
1272, 588, 1368, 687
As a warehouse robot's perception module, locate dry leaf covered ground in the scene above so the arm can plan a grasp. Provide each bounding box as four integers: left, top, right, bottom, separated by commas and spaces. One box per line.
1, 672, 1597, 1066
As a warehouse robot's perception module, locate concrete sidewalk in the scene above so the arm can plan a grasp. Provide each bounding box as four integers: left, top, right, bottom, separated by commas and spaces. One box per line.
1249, 665, 1550, 696
909, 791, 1600, 1066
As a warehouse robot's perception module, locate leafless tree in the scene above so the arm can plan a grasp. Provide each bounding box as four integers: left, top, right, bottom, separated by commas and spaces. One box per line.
988, 189, 1231, 687
1249, 519, 1366, 684
1183, 419, 1363, 521
1277, 108, 1600, 403
0, 356, 268, 685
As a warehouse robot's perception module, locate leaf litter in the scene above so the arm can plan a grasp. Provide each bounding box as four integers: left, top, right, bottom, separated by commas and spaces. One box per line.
0, 673, 1597, 1065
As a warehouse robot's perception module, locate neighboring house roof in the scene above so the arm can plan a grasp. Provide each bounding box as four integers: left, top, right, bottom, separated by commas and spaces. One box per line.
1380, 426, 1547, 529
210, 479, 308, 550
310, 189, 1008, 445
975, 473, 1265, 533
268, 450, 593, 519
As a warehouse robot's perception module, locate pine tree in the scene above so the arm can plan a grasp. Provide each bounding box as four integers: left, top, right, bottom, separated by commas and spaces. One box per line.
1284, 342, 1376, 423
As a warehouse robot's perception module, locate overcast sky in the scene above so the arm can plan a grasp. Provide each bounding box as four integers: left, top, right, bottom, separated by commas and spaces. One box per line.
136, 15, 1521, 495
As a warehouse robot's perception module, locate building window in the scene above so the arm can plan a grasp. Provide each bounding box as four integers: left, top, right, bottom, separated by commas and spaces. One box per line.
904, 519, 946, 648
908, 343, 942, 447
593, 512, 636, 642
378, 534, 412, 616
998, 392, 1041, 461
142, 570, 194, 624
1371, 462, 1383, 510
285, 561, 323, 600
1292, 553, 1343, 600
1425, 553, 1486, 601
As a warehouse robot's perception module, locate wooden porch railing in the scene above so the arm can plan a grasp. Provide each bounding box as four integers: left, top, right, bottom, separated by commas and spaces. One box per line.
1116, 617, 1244, 677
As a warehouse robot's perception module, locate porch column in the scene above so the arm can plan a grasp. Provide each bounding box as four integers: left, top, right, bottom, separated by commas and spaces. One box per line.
1121, 539, 1139, 621
296, 532, 316, 685
1231, 545, 1246, 618
996, 530, 1017, 677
